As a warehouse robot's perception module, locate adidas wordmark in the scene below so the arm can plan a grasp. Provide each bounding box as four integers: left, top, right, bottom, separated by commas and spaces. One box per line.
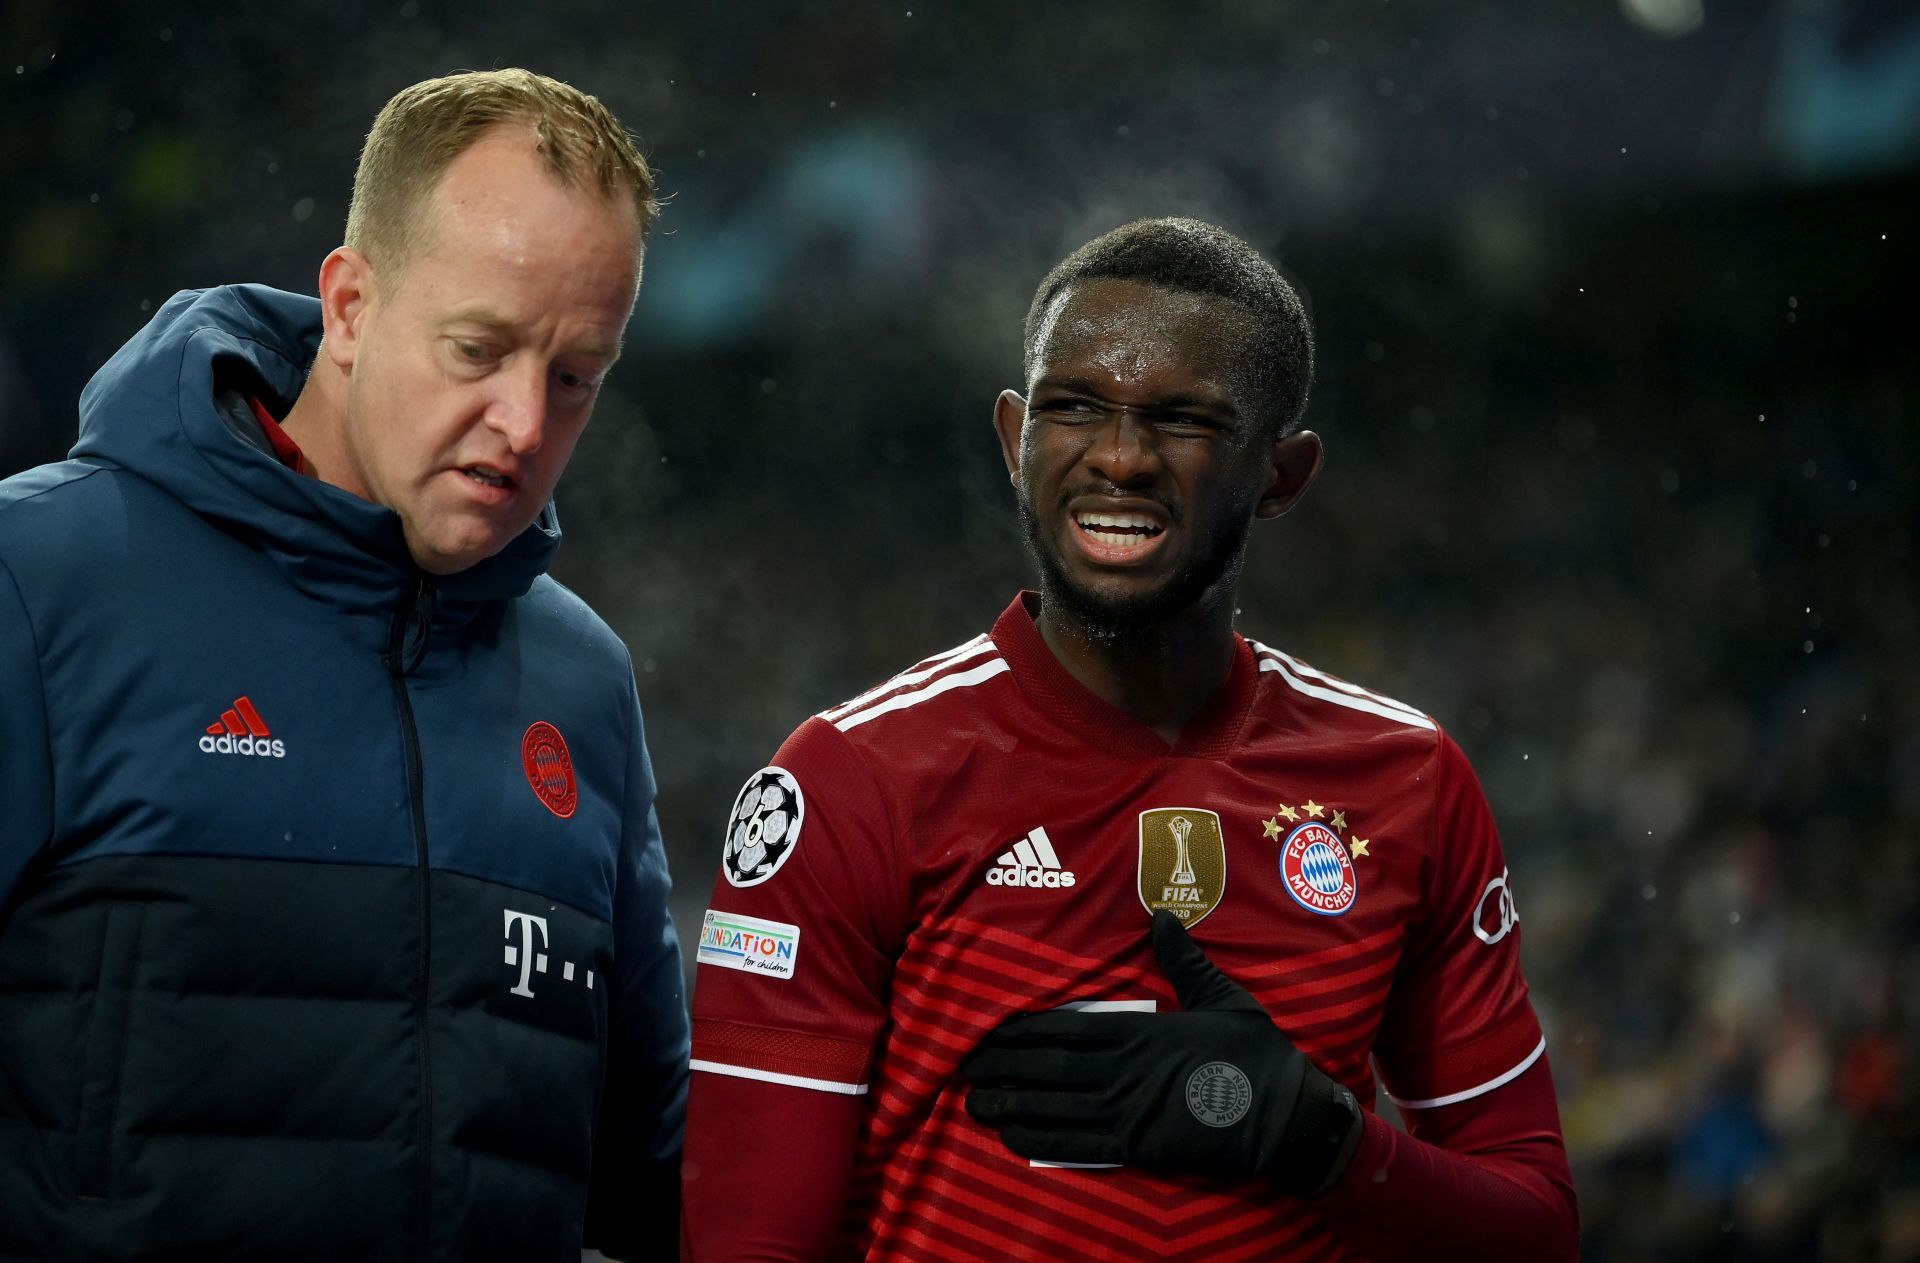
197, 695, 287, 758
986, 827, 1076, 889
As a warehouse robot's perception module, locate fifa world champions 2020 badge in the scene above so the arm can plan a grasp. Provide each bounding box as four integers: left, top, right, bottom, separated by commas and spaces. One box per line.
722, 766, 806, 888
1138, 808, 1228, 928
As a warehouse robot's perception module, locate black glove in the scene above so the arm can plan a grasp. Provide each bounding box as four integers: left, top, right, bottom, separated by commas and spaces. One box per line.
962, 910, 1363, 1195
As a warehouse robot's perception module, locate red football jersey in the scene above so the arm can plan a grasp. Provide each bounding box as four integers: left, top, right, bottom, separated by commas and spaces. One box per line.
691, 594, 1544, 1262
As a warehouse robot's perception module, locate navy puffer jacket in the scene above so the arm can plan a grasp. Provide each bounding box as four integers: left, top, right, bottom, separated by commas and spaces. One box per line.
0, 286, 687, 1261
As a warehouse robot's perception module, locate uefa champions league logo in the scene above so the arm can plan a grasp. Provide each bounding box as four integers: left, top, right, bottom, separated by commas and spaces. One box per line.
722, 766, 806, 888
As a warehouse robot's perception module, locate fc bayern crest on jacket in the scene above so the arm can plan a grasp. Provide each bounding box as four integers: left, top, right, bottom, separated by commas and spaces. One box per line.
521, 721, 577, 819
724, 766, 806, 888
1137, 808, 1226, 927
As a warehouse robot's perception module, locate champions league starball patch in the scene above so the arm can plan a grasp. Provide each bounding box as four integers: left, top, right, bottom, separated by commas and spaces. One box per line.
1279, 821, 1358, 916
722, 766, 806, 888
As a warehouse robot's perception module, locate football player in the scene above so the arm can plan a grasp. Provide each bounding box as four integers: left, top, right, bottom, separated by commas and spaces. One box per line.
682, 218, 1577, 1261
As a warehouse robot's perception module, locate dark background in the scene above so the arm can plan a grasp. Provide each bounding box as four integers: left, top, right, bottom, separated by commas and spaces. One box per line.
5, 2, 1917, 1257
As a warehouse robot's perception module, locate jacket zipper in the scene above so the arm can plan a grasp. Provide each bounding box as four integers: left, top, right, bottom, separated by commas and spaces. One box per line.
387, 575, 434, 1260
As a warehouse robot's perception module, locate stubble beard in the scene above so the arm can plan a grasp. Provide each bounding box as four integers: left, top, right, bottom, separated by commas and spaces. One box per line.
1016, 491, 1248, 644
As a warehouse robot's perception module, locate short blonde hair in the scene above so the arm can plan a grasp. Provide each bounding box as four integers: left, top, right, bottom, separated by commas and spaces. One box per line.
344, 68, 657, 278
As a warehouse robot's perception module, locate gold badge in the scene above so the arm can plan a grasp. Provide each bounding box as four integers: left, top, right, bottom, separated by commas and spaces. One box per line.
1137, 808, 1227, 927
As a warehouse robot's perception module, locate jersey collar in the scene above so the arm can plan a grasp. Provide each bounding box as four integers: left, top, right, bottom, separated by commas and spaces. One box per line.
990, 591, 1259, 760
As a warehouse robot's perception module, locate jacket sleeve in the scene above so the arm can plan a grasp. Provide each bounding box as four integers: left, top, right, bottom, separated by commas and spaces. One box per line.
582, 671, 691, 1257
0, 554, 54, 914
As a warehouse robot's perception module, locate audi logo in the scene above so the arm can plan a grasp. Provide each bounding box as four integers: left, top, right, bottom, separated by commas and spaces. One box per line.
1473, 868, 1519, 944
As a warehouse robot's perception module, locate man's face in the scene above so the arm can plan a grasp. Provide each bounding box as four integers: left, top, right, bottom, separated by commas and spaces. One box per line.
995, 278, 1317, 637
328, 128, 640, 574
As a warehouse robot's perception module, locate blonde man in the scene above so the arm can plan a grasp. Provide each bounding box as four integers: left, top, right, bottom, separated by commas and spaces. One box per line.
0, 70, 685, 1261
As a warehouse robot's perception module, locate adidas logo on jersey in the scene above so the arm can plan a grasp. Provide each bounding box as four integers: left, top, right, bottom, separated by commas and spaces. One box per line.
197, 696, 286, 758
986, 827, 1075, 889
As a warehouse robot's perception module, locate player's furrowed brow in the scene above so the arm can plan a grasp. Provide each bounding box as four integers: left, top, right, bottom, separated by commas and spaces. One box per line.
1031, 374, 1107, 397
1036, 375, 1238, 419
1151, 390, 1238, 419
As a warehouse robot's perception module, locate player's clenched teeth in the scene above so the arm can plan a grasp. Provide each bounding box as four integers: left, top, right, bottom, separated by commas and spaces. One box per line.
1075, 511, 1164, 549
463, 465, 512, 488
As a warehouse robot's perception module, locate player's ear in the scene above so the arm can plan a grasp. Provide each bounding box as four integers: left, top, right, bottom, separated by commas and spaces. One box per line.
1254, 429, 1323, 520
317, 246, 379, 372
992, 389, 1028, 487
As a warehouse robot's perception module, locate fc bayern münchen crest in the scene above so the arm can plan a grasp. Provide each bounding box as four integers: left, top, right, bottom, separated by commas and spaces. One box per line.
722, 766, 806, 888
1186, 1061, 1253, 1128
520, 721, 577, 820
1279, 821, 1358, 916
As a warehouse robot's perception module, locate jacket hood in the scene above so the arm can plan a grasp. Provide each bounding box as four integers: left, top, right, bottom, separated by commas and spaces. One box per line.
71, 284, 561, 613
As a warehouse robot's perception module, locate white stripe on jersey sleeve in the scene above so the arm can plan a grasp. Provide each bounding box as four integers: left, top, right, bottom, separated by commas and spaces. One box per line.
818, 635, 995, 721
1251, 641, 1431, 723
690, 1058, 869, 1095
1255, 653, 1436, 731
1385, 1036, 1546, 1109
834, 658, 1011, 731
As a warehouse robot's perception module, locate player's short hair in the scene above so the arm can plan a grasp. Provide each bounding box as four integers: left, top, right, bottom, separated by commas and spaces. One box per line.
344, 68, 657, 281
1023, 217, 1315, 436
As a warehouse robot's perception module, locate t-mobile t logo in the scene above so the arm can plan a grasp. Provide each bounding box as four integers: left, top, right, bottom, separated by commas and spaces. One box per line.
504, 909, 549, 997
503, 907, 596, 999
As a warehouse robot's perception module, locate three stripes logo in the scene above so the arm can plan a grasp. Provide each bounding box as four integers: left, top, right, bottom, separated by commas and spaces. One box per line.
197, 695, 286, 758
985, 826, 1076, 889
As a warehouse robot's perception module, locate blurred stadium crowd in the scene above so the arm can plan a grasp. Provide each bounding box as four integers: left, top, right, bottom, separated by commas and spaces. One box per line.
4, 1, 1916, 1258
